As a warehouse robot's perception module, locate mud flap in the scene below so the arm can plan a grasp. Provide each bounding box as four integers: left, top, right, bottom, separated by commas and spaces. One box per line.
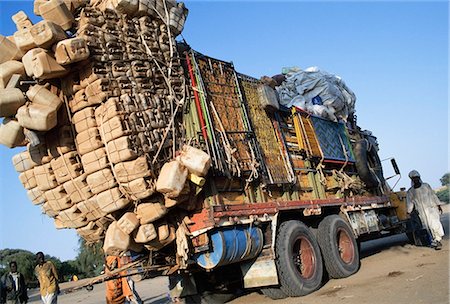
240, 256, 279, 289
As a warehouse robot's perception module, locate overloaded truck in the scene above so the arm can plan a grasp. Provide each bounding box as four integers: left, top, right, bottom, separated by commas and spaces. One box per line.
0, 0, 410, 301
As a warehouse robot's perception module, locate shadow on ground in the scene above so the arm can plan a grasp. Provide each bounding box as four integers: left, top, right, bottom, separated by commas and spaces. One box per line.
142, 293, 170, 304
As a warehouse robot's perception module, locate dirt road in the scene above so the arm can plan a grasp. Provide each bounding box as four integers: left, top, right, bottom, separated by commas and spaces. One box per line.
28, 207, 449, 304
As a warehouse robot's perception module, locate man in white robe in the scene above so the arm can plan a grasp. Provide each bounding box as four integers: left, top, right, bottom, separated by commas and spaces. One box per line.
406, 170, 444, 250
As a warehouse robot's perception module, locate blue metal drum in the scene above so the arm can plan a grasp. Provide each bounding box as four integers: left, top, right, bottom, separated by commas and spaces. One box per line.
194, 226, 264, 270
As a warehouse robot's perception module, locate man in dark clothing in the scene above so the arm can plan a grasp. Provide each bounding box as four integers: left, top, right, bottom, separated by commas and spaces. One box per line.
0, 261, 28, 304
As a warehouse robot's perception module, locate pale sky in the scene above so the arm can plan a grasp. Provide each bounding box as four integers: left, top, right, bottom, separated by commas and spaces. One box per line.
0, 0, 448, 261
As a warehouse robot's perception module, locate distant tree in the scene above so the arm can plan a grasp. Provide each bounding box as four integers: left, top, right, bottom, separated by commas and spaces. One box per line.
436, 172, 450, 204
59, 260, 80, 282
75, 238, 104, 279
440, 173, 450, 186
436, 188, 449, 204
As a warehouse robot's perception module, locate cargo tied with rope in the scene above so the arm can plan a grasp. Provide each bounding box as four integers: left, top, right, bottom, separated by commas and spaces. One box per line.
1, 1, 399, 287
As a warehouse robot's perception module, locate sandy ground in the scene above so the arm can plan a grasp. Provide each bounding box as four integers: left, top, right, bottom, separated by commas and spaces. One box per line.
28, 206, 449, 304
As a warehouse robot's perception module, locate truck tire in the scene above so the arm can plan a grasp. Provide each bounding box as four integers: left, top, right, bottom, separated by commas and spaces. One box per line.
354, 139, 384, 189
261, 287, 287, 300
275, 220, 323, 297
317, 215, 359, 279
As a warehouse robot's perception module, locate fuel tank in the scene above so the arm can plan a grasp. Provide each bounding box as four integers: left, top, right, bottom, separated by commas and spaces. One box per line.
194, 226, 264, 270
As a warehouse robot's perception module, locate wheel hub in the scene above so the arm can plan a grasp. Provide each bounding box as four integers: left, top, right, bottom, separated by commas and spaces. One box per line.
337, 228, 354, 264
293, 236, 316, 279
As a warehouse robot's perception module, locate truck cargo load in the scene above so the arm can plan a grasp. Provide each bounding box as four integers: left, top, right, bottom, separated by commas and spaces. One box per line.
0, 0, 410, 301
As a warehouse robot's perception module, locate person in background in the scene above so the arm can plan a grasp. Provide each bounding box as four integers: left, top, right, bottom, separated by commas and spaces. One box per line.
407, 170, 444, 250
35, 252, 59, 304
121, 252, 143, 304
105, 255, 126, 304
0, 261, 28, 304
105, 254, 142, 304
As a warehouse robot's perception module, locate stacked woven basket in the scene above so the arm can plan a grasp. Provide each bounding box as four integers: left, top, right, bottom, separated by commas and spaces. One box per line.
0, 0, 210, 256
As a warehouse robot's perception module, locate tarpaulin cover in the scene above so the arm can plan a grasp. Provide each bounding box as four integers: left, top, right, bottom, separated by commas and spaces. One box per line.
276, 67, 356, 122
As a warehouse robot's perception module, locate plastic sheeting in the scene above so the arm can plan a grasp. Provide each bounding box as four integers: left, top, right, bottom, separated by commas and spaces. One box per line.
276, 67, 356, 122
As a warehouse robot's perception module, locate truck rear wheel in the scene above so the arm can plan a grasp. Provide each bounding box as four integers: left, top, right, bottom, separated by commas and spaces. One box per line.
261, 287, 287, 300
318, 215, 360, 278
275, 220, 323, 297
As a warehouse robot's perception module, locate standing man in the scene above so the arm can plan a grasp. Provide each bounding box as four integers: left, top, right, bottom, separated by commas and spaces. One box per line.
0, 261, 28, 304
407, 170, 445, 250
105, 255, 125, 304
104, 254, 142, 304
35, 252, 59, 304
